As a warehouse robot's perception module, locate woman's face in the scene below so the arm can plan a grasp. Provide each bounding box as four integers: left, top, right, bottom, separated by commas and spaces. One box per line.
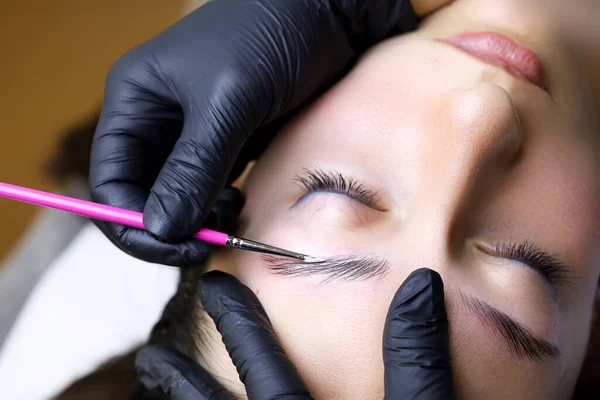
211, 0, 600, 398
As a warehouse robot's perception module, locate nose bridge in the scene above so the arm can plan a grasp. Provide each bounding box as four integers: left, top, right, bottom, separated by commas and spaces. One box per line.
409, 83, 523, 257
442, 83, 520, 193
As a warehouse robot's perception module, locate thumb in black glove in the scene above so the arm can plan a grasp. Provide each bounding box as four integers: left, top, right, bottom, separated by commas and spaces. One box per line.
93, 186, 244, 266
383, 268, 455, 399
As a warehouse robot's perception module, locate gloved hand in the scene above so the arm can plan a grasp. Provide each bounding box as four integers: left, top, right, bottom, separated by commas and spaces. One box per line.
136, 268, 455, 399
92, 185, 244, 265
89, 0, 418, 266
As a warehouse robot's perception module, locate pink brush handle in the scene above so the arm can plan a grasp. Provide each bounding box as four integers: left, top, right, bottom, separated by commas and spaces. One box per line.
0, 182, 229, 246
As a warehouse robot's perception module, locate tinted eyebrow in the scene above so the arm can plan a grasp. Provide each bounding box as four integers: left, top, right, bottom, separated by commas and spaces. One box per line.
263, 253, 560, 362
458, 291, 559, 362
261, 254, 390, 283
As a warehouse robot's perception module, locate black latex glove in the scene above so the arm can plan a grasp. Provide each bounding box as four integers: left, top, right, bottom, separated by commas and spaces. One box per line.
90, 0, 417, 266
92, 185, 244, 265
383, 269, 455, 399
136, 268, 455, 399
136, 271, 312, 400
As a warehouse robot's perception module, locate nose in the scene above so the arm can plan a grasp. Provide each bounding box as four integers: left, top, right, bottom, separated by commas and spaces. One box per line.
413, 83, 523, 246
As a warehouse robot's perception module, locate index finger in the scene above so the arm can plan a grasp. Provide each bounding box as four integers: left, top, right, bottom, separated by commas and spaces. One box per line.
199, 271, 314, 400
382, 268, 455, 399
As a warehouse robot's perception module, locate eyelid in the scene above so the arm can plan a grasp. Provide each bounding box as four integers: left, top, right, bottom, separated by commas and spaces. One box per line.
292, 168, 384, 210
478, 241, 574, 293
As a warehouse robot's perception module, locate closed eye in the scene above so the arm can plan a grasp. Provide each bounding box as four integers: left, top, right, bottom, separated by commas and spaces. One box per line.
479, 241, 575, 295
292, 168, 383, 210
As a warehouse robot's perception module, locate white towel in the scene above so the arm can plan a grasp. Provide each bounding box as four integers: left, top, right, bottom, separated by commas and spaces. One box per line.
0, 223, 178, 400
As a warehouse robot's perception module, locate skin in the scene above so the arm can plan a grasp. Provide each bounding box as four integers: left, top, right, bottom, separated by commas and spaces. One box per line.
197, 0, 600, 398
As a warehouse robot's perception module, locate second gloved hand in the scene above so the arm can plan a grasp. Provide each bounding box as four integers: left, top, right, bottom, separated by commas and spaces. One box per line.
136, 268, 455, 399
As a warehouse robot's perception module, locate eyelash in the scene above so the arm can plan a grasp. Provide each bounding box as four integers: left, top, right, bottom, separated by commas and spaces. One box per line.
490, 241, 572, 289
293, 168, 381, 208
293, 170, 571, 291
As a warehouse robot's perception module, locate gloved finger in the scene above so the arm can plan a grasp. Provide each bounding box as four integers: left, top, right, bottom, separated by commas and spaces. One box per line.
90, 51, 195, 265
143, 108, 248, 243
94, 219, 210, 266
200, 271, 313, 400
382, 268, 455, 399
90, 46, 186, 213
93, 186, 243, 266
136, 345, 235, 400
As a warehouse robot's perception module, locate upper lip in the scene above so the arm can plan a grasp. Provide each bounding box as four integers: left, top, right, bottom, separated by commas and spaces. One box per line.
441, 31, 548, 92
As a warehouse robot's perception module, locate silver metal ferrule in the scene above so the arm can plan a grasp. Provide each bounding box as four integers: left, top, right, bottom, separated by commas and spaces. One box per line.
225, 235, 308, 261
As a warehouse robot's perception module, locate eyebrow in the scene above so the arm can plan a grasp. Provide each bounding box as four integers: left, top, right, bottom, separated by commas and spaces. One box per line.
263, 254, 559, 362
458, 291, 560, 362
291, 168, 575, 296
262, 254, 390, 283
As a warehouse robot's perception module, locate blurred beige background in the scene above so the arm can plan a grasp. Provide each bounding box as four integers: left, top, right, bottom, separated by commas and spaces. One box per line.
0, 1, 200, 265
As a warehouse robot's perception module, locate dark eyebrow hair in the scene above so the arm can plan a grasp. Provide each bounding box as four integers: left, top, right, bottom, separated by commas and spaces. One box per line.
458, 291, 560, 363
261, 254, 390, 283
263, 251, 560, 361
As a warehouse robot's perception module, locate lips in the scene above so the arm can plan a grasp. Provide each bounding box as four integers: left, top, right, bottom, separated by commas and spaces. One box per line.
442, 31, 547, 91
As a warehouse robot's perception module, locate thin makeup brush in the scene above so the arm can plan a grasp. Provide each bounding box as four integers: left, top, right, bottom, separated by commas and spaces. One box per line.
0, 182, 316, 261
